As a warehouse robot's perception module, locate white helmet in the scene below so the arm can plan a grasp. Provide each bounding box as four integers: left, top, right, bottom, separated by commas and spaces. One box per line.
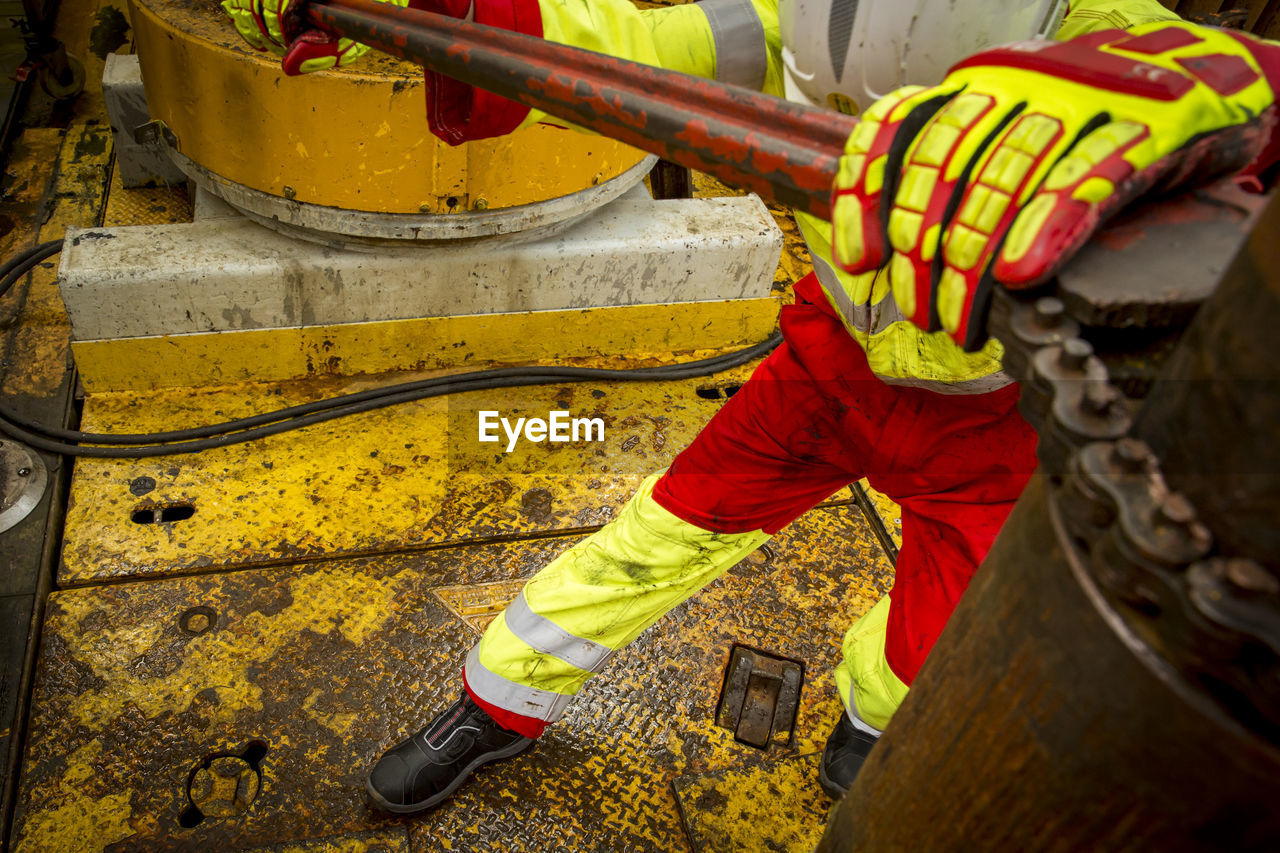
778, 0, 1068, 114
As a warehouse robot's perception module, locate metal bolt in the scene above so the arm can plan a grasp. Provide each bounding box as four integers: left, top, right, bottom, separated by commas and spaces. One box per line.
282, 186, 297, 201
473, 197, 489, 210
1034, 297, 1064, 328
1082, 381, 1119, 416
16, 467, 29, 477
1156, 492, 1196, 527
419, 202, 432, 213
1058, 338, 1093, 372
1223, 558, 1280, 595
1112, 438, 1150, 473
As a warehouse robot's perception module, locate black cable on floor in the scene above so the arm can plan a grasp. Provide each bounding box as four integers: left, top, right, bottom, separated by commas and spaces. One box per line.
0, 239, 781, 457
0, 239, 62, 299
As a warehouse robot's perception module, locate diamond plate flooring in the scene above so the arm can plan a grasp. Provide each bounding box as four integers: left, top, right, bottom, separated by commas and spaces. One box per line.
12, 503, 892, 852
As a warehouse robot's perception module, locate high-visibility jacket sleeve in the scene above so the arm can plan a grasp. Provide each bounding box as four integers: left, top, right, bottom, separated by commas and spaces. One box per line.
428, 0, 783, 143
1055, 0, 1181, 41
537, 0, 782, 93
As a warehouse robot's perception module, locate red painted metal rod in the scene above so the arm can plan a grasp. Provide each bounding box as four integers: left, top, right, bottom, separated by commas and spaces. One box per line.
305, 0, 858, 219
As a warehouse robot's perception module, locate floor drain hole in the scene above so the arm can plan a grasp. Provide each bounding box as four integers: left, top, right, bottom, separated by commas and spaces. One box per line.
161, 504, 195, 522
178, 606, 218, 637
132, 503, 195, 524
181, 741, 270, 828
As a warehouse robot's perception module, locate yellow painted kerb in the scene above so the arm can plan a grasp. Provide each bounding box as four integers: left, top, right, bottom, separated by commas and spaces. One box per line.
71, 297, 781, 392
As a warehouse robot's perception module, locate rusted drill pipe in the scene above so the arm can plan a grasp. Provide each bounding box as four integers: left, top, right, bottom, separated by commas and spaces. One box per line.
817, 193, 1280, 852
304, 0, 857, 219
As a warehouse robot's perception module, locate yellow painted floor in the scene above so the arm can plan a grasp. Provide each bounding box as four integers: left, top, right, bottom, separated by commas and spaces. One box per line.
14, 506, 893, 852
0, 1, 905, 850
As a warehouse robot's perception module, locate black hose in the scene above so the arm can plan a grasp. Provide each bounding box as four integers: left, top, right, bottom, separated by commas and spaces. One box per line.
3, 336, 778, 445
0, 239, 62, 299
0, 238, 780, 457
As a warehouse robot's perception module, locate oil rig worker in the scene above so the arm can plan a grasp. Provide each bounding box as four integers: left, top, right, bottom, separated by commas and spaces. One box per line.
224, 0, 1280, 815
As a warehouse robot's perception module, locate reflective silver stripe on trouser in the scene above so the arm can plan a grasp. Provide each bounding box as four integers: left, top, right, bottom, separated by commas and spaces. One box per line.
811, 253, 1016, 395
465, 645, 575, 723
503, 590, 616, 674
698, 0, 767, 90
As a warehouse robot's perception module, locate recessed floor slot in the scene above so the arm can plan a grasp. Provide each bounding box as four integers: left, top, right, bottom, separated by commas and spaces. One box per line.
694, 384, 743, 400
132, 503, 196, 524
716, 645, 804, 749
179, 740, 269, 828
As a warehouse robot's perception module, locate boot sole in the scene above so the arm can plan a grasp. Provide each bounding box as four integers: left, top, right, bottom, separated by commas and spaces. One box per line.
365, 736, 535, 815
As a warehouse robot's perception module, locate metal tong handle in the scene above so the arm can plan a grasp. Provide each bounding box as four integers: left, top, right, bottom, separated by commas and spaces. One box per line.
305, 0, 858, 219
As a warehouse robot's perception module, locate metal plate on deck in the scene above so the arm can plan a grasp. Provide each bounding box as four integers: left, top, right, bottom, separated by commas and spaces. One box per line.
14, 504, 892, 851
673, 756, 830, 853
237, 828, 410, 852
716, 646, 803, 749
61, 368, 787, 584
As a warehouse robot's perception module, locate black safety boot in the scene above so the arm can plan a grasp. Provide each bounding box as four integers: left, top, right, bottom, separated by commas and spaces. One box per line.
366, 693, 535, 814
818, 712, 879, 798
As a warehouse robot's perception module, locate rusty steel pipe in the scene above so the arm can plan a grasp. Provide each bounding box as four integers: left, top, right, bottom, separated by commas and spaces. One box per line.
304, 0, 857, 219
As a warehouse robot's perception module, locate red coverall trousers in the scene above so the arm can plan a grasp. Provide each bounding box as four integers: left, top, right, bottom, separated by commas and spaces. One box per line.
466, 273, 1038, 735
653, 274, 1038, 684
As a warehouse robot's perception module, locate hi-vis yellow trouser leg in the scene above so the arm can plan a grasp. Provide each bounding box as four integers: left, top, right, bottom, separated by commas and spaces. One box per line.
463, 472, 906, 736
464, 473, 769, 735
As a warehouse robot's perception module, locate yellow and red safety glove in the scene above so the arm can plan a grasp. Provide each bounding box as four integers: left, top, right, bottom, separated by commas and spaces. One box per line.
222, 0, 541, 141
831, 22, 1280, 351
221, 0, 417, 75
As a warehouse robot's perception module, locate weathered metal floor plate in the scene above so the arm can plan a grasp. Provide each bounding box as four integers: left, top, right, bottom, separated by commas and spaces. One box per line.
673, 755, 829, 852
61, 366, 789, 585
13, 503, 892, 852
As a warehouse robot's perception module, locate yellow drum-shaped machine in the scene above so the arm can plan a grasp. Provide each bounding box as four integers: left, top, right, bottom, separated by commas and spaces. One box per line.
128, 0, 652, 243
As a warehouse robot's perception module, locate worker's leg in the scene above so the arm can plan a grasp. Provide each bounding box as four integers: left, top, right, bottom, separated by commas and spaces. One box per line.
369, 282, 879, 813
823, 378, 1037, 795
466, 321, 876, 736
463, 472, 771, 733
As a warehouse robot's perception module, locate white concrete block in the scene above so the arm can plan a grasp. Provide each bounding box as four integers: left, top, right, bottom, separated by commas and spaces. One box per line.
102, 54, 188, 188
192, 186, 240, 221
59, 193, 783, 340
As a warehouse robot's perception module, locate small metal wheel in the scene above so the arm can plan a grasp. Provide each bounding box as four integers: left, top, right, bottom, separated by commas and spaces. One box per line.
0, 439, 48, 535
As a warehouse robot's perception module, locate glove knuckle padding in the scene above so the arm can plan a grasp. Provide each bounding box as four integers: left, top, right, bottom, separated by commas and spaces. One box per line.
833, 85, 932, 273
967, 24, 1274, 287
